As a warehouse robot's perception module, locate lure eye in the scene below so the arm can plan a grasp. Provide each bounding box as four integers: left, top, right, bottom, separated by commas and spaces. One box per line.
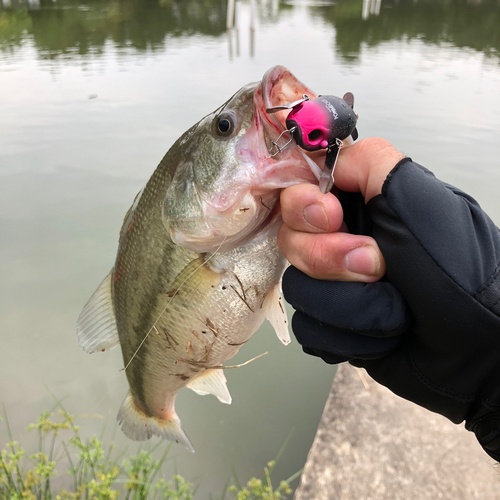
215, 112, 236, 137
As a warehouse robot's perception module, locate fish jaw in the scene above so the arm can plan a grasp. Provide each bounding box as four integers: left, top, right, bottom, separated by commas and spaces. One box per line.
163, 67, 321, 254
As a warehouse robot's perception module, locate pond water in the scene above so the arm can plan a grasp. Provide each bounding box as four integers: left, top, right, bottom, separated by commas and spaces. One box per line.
1, 0, 500, 496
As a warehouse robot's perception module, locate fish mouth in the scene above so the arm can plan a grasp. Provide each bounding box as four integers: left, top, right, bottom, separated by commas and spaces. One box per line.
257, 65, 323, 180
261, 65, 318, 133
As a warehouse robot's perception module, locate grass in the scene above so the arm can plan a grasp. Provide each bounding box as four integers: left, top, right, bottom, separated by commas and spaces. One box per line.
0, 401, 301, 500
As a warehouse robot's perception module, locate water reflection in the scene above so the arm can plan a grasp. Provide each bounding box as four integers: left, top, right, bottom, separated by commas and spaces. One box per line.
1, 0, 499, 65
312, 0, 500, 62
227, 0, 258, 59
0, 0, 228, 60
362, 0, 381, 19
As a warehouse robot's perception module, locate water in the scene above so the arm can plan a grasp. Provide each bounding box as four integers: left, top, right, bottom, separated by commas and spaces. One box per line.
1, 0, 499, 496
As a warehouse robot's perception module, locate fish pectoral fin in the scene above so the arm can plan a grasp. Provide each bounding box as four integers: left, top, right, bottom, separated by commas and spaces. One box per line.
170, 256, 223, 295
263, 282, 291, 346
76, 270, 120, 353
117, 392, 194, 453
186, 369, 232, 404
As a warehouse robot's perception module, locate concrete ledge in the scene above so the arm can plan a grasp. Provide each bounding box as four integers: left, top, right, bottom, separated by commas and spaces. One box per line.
294, 364, 499, 500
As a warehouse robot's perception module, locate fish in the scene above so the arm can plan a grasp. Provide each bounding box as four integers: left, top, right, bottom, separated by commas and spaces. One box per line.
76, 66, 322, 452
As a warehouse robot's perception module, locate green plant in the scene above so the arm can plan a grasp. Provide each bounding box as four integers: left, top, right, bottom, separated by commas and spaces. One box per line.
227, 461, 298, 500
0, 406, 300, 500
226, 431, 301, 500
0, 408, 195, 500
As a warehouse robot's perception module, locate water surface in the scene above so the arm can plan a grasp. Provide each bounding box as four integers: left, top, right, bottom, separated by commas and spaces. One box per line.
1, 0, 500, 496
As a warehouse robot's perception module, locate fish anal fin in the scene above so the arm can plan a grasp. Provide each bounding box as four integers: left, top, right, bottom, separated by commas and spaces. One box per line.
76, 270, 120, 353
263, 282, 290, 346
117, 392, 194, 452
186, 369, 232, 404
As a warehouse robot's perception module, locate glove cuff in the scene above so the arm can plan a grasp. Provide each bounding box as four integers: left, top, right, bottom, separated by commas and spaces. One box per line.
381, 156, 414, 197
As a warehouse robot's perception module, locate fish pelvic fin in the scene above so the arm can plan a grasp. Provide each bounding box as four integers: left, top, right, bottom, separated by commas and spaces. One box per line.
264, 282, 291, 346
186, 369, 232, 404
76, 270, 120, 353
117, 392, 194, 453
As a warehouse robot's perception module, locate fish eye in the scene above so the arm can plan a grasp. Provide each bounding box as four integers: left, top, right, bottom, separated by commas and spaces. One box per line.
215, 111, 236, 137
218, 118, 231, 133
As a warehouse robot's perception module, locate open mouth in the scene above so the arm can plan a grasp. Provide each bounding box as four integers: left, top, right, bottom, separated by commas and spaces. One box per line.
258, 66, 324, 180
261, 65, 319, 132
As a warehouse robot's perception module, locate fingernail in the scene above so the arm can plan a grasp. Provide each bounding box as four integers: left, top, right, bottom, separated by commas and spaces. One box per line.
345, 246, 381, 276
303, 203, 328, 231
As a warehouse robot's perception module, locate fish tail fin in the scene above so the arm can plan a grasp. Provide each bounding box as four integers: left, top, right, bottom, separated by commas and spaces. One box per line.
117, 392, 194, 452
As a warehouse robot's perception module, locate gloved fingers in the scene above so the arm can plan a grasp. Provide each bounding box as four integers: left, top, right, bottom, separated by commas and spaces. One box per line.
280, 183, 344, 234
277, 224, 385, 282
283, 266, 411, 336
292, 311, 403, 360
303, 346, 351, 365
367, 160, 500, 295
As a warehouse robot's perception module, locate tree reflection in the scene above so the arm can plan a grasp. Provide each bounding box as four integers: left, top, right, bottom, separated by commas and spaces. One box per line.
1, 0, 499, 62
312, 0, 500, 62
0, 0, 227, 58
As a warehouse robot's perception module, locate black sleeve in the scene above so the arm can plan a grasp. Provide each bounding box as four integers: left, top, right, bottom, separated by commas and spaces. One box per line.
283, 158, 500, 461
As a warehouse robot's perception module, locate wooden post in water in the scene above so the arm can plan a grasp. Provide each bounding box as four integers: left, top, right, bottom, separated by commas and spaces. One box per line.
371, 0, 381, 16
250, 0, 256, 58
362, 0, 371, 19
227, 0, 235, 29
362, 0, 382, 19
234, 0, 240, 58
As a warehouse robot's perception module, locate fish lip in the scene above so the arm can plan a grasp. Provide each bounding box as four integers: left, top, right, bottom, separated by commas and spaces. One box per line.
259, 65, 323, 181
260, 67, 286, 134
260, 65, 318, 133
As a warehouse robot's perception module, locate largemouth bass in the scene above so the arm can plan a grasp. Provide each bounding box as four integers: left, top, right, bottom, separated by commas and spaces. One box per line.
76, 66, 322, 451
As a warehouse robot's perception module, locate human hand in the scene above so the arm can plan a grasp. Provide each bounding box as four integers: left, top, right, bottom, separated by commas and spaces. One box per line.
278, 138, 500, 460
278, 138, 403, 282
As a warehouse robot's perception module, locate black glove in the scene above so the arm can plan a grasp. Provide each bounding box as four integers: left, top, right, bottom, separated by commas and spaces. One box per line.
282, 158, 500, 461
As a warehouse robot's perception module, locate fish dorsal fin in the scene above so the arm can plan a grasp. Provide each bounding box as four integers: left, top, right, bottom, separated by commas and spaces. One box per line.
76, 270, 120, 353
119, 187, 144, 238
186, 369, 232, 404
263, 282, 290, 346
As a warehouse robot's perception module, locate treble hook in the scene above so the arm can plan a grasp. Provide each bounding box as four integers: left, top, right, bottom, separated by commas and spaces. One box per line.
269, 126, 297, 157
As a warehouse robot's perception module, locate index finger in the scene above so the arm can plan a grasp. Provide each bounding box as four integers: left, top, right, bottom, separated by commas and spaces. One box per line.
333, 138, 405, 202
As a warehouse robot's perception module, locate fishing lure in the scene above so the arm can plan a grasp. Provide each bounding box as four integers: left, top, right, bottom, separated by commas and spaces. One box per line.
267, 93, 358, 193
